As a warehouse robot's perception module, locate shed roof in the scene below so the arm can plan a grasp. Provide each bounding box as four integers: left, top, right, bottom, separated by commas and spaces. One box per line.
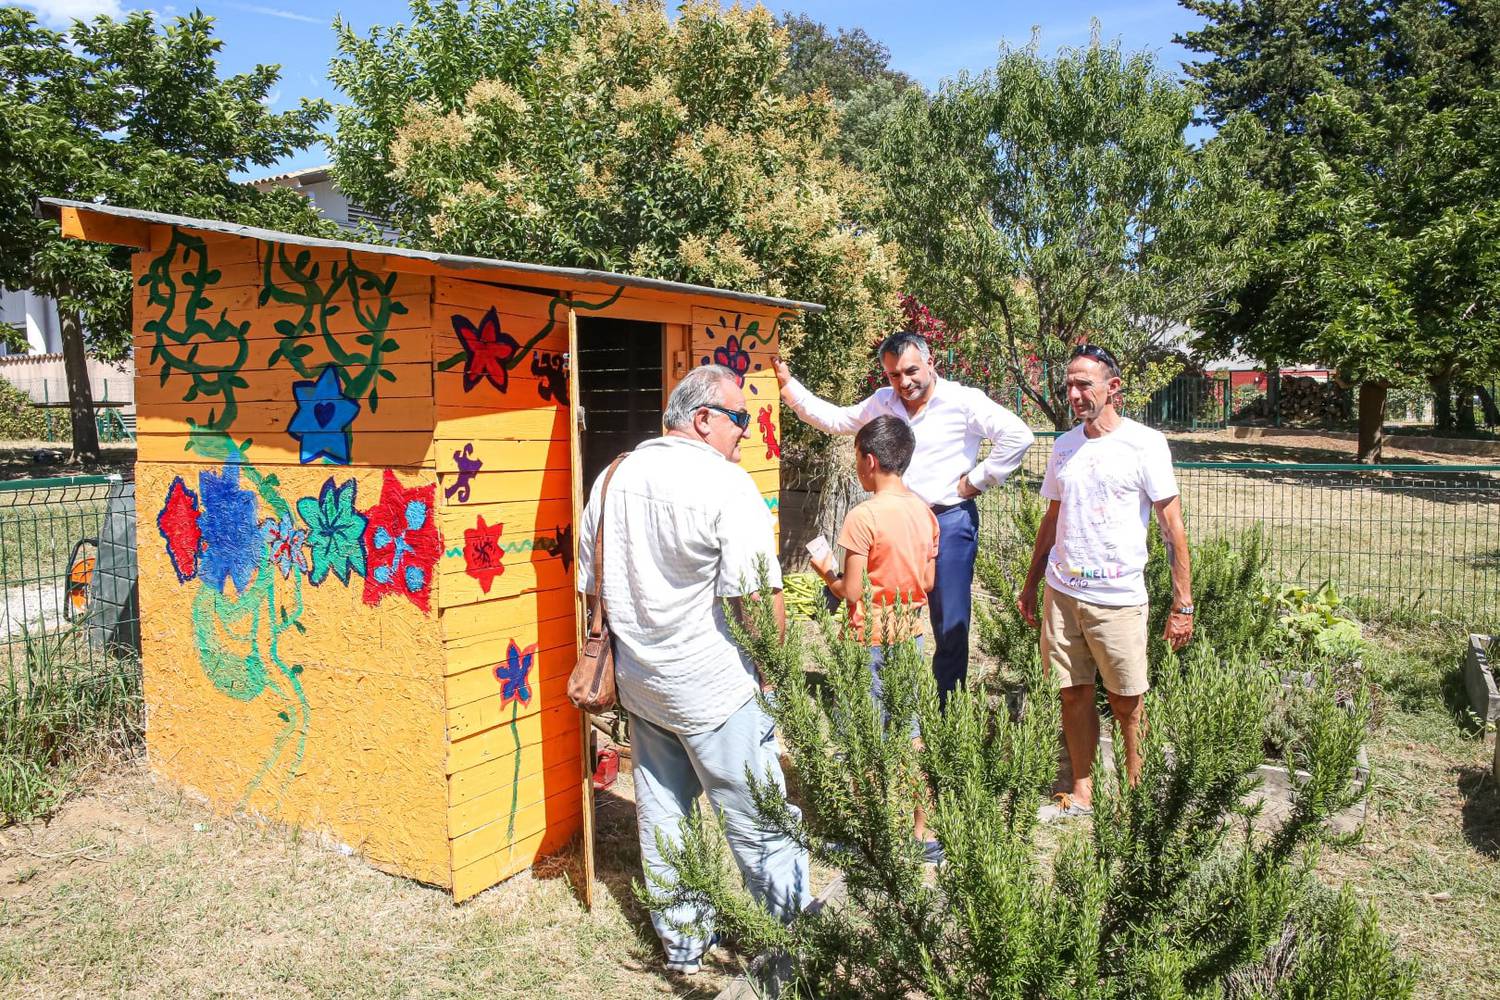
39, 198, 825, 315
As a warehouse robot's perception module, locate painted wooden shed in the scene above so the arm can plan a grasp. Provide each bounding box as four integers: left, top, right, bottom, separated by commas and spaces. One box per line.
43, 198, 819, 902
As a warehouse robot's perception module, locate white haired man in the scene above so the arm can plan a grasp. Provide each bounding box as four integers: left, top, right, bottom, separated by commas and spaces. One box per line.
576, 364, 809, 974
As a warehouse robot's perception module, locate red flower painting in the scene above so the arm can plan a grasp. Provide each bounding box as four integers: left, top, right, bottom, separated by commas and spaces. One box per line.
453, 306, 521, 392
361, 470, 441, 613
711, 335, 752, 386
463, 514, 506, 594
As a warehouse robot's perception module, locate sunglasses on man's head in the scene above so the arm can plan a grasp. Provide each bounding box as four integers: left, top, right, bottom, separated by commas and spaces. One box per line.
703, 404, 752, 430
1071, 343, 1121, 375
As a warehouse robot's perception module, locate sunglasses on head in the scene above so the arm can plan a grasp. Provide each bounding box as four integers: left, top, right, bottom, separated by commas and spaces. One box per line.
1071, 343, 1121, 375
703, 404, 752, 430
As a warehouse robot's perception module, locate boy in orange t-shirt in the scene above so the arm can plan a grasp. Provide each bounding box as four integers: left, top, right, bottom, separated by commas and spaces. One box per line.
811, 415, 940, 854
813, 415, 939, 646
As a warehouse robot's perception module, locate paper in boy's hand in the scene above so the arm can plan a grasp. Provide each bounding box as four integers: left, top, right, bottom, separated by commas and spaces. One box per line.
805, 535, 833, 573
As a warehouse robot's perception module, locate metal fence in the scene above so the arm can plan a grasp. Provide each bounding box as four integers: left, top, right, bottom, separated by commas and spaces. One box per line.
0, 475, 140, 677
987, 434, 1500, 626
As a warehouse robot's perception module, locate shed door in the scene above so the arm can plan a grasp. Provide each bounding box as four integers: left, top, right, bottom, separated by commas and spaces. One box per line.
568, 314, 665, 908
574, 317, 665, 484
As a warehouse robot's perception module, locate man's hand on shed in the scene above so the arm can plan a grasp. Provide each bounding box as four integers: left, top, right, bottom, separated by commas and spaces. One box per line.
771, 355, 792, 389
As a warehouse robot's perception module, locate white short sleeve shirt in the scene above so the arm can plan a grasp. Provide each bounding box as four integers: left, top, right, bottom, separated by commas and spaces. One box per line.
1040, 417, 1178, 607
575, 436, 782, 734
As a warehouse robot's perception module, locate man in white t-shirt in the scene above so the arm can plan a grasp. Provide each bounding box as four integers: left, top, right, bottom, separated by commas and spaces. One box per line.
1017, 344, 1195, 815
576, 365, 809, 975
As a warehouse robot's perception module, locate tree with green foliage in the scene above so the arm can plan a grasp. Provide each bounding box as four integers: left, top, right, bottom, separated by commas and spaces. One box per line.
0, 8, 332, 461
774, 12, 917, 170
775, 12, 913, 100
1179, 0, 1500, 460
329, 0, 902, 415
876, 38, 1261, 430
647, 566, 1410, 998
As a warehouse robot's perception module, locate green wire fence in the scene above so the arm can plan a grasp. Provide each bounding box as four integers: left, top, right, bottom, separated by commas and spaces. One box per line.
0, 475, 140, 675
987, 435, 1500, 626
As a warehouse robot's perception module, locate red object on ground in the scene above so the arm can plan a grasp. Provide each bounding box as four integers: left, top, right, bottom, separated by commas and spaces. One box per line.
592, 747, 619, 790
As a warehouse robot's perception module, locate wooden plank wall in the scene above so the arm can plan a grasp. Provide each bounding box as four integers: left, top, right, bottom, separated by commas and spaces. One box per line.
689, 306, 784, 534
431, 278, 584, 901
131, 225, 451, 887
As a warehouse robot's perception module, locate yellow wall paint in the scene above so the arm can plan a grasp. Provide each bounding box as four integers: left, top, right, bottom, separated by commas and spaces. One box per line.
138, 462, 450, 886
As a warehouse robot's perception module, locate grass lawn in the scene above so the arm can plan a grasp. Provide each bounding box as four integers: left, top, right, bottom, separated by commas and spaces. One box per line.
1319, 625, 1500, 999
0, 760, 752, 999
1, 624, 1495, 998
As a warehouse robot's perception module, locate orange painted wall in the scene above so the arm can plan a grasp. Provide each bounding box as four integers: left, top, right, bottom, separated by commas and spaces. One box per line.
117, 216, 788, 902
430, 280, 583, 901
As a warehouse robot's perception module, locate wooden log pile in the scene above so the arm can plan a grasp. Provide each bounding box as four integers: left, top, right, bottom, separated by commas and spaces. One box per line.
1236, 375, 1351, 424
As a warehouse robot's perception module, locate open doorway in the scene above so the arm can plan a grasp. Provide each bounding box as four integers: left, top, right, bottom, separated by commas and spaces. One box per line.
573, 317, 665, 489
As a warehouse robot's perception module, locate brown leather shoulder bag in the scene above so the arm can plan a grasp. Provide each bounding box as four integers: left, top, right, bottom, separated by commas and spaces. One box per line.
567, 453, 630, 713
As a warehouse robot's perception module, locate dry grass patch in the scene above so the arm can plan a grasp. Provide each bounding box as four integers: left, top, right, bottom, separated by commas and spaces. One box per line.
1314, 628, 1500, 1000
0, 766, 746, 999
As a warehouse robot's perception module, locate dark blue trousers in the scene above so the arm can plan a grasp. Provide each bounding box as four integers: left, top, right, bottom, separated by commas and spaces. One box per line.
929, 500, 979, 700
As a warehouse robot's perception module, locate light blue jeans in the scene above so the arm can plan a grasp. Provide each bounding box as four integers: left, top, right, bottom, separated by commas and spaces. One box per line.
631, 694, 811, 964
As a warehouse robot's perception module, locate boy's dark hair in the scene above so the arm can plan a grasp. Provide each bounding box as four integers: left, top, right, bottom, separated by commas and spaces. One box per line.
855, 415, 916, 474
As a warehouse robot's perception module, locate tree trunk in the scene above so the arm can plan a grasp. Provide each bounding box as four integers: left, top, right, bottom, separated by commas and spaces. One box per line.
1266, 366, 1281, 426
1457, 384, 1478, 431
1355, 382, 1387, 464
1478, 384, 1500, 427
1432, 374, 1452, 430
58, 303, 99, 463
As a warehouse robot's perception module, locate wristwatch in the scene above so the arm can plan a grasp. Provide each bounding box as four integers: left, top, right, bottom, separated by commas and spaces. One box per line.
1174, 604, 1195, 616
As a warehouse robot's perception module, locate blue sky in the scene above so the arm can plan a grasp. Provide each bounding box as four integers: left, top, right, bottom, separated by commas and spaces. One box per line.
19, 0, 1206, 177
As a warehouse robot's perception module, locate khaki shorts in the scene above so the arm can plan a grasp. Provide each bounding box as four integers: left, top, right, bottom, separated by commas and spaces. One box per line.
1041, 587, 1150, 697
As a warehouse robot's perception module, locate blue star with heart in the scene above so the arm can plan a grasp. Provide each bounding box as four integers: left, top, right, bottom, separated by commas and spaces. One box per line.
288, 365, 360, 465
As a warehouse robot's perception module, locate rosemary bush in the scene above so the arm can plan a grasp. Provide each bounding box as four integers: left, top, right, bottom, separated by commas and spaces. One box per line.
643, 570, 1409, 999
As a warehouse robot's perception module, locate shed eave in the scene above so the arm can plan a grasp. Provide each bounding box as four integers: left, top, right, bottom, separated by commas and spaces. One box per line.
38, 197, 826, 315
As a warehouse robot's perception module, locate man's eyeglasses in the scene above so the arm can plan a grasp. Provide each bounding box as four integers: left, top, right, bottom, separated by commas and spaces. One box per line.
703, 404, 752, 430
1071, 343, 1121, 377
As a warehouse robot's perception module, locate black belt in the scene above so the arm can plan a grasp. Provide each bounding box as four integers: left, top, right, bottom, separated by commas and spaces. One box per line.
930, 500, 973, 515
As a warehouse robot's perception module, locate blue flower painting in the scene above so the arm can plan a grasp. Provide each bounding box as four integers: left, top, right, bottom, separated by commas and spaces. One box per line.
494, 640, 536, 708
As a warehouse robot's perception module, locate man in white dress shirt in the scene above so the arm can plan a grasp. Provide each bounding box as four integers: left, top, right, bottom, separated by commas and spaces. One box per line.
773, 331, 1034, 699
576, 365, 809, 975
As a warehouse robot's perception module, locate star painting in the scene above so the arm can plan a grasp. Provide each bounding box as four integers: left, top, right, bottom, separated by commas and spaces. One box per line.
288, 365, 360, 465
453, 306, 521, 392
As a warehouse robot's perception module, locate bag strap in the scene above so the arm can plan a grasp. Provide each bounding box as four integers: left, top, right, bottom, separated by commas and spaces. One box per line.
588, 452, 631, 636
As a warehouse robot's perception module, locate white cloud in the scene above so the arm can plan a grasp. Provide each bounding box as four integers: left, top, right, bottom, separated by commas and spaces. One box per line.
19, 0, 125, 26
223, 2, 323, 24
261, 88, 281, 107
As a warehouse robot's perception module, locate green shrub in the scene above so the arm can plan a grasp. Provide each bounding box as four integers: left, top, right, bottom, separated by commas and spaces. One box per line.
0, 378, 49, 441
1267, 582, 1365, 663
1143, 520, 1280, 663
647, 579, 1408, 999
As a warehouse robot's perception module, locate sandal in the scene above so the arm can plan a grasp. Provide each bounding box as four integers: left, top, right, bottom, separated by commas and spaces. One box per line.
1050, 792, 1093, 817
